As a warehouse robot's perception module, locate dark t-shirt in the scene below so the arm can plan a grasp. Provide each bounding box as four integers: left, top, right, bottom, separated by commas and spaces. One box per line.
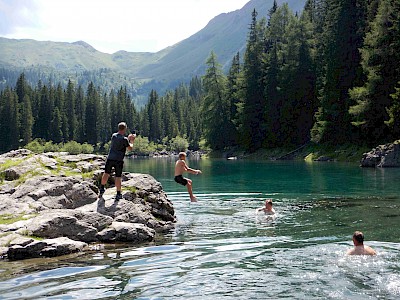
107, 133, 130, 161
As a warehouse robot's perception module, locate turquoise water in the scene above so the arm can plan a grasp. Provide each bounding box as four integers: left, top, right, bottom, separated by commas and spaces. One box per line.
1, 158, 400, 299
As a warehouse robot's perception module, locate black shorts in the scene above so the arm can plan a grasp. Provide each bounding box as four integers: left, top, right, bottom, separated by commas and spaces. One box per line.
174, 175, 188, 186
104, 159, 124, 177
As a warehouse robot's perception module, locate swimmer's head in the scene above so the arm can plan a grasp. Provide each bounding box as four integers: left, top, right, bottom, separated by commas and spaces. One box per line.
265, 199, 273, 208
179, 152, 187, 160
353, 231, 364, 245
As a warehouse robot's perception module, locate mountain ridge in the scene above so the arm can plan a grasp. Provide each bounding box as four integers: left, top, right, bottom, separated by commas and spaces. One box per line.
0, 0, 306, 100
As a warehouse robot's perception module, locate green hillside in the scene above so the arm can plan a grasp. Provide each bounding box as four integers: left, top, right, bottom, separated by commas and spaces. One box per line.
0, 0, 306, 99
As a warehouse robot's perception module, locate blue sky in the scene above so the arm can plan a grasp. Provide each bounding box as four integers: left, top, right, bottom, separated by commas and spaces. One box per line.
0, 0, 249, 53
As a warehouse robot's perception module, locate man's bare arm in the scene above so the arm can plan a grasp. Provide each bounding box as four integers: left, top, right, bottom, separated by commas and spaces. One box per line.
184, 162, 201, 175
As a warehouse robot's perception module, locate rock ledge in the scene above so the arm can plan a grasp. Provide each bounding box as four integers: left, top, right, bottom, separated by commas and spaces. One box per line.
0, 150, 175, 260
360, 140, 400, 168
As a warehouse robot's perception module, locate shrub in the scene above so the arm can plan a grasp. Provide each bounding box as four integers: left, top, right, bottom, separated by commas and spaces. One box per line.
43, 141, 59, 152
25, 139, 45, 153
81, 143, 94, 154
131, 136, 152, 155
170, 136, 189, 152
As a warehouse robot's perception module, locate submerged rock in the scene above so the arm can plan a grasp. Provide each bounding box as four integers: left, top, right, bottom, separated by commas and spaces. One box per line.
361, 140, 400, 167
0, 150, 176, 260
7, 237, 87, 260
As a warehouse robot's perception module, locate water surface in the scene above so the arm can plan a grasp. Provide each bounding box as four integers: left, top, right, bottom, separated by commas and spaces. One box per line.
1, 158, 400, 299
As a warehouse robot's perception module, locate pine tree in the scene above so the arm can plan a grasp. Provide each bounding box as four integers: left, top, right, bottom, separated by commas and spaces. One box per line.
20, 95, 34, 144
226, 52, 242, 129
202, 51, 235, 149
85, 82, 100, 145
147, 90, 163, 142
387, 84, 400, 138
50, 107, 63, 143
65, 80, 78, 141
349, 0, 400, 143
242, 10, 267, 150
312, 0, 368, 144
0, 88, 20, 150
76, 85, 86, 143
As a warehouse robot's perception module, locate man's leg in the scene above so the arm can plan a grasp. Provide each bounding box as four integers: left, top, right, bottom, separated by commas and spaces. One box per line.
101, 173, 110, 186
186, 179, 197, 202
99, 173, 110, 196
115, 177, 122, 192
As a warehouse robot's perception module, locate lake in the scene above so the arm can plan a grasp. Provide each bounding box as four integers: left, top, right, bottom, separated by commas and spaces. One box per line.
1, 158, 400, 299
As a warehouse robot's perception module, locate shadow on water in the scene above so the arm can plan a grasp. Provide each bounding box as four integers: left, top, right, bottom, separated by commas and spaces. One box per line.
1, 159, 400, 299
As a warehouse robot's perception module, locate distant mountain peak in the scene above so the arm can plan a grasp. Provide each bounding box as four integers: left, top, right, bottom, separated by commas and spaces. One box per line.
72, 41, 97, 52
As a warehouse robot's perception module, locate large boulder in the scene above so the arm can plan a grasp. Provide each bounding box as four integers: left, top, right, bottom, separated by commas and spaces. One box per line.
10, 175, 99, 212
0, 151, 175, 260
361, 141, 400, 167
7, 237, 87, 260
97, 222, 155, 242
24, 210, 113, 242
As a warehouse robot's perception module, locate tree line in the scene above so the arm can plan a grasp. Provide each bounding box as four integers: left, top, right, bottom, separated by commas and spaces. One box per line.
202, 0, 400, 150
1, 0, 399, 153
0, 74, 203, 153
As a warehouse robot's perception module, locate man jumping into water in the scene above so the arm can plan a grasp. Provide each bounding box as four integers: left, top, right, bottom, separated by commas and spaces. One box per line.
346, 231, 377, 256
174, 152, 202, 202
256, 199, 275, 215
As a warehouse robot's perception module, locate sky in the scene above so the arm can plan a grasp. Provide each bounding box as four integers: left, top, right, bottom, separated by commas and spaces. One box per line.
0, 0, 250, 53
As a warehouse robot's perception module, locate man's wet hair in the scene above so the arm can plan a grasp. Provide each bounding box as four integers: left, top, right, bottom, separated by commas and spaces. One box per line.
179, 152, 186, 159
118, 122, 127, 131
265, 199, 273, 206
353, 231, 364, 244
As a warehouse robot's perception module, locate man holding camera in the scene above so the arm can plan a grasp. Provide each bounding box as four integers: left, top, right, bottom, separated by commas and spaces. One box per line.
99, 122, 136, 200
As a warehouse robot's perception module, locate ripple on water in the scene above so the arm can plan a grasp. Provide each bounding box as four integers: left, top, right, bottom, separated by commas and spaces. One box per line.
1, 187, 400, 299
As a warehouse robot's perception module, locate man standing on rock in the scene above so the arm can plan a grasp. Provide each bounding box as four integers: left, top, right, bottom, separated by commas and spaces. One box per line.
99, 122, 136, 200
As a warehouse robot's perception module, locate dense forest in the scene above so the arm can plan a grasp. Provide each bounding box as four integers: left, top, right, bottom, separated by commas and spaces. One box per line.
0, 0, 399, 153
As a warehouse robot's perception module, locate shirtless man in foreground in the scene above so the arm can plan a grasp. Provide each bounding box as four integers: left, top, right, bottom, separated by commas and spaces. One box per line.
346, 231, 377, 256
256, 199, 275, 215
174, 152, 202, 202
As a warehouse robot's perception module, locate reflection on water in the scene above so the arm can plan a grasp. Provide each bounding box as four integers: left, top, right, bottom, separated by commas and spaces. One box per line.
0, 159, 400, 299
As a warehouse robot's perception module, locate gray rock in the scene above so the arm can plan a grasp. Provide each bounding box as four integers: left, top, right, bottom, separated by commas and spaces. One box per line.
26, 210, 113, 242
8, 236, 34, 247
97, 222, 155, 242
361, 141, 400, 168
7, 237, 87, 259
0, 247, 8, 258
0, 151, 176, 260
12, 176, 98, 210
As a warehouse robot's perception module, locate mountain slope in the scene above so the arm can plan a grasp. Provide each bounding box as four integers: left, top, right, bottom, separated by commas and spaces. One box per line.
0, 0, 306, 97
138, 0, 306, 82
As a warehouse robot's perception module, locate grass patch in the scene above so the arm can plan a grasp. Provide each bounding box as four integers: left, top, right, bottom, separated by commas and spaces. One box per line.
81, 171, 94, 180
123, 186, 137, 193
15, 169, 45, 186
0, 158, 24, 173
22, 235, 44, 241
0, 214, 26, 225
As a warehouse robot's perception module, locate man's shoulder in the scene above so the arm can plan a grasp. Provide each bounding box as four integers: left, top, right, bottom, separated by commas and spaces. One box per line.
365, 245, 377, 255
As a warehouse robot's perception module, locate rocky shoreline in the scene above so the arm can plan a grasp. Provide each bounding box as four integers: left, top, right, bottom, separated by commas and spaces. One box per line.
360, 140, 400, 168
0, 149, 175, 260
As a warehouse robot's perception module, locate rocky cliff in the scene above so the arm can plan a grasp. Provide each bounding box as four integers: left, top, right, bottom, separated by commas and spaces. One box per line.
360, 140, 400, 168
0, 150, 175, 260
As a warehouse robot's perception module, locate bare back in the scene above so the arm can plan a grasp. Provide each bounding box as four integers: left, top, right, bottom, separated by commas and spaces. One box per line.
175, 160, 187, 176
347, 245, 377, 256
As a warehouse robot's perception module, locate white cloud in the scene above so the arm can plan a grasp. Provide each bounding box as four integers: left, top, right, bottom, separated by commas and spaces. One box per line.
2, 0, 249, 53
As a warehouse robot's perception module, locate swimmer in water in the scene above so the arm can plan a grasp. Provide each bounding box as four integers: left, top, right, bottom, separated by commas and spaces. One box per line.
346, 231, 377, 256
174, 152, 202, 202
256, 199, 275, 215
